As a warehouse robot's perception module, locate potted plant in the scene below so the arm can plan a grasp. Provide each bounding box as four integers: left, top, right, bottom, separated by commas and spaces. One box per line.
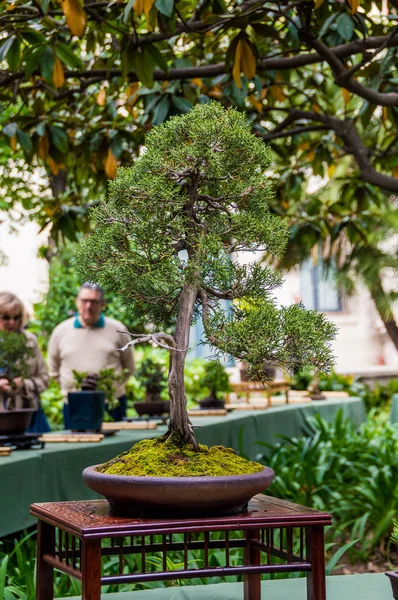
133, 356, 170, 416
197, 360, 231, 409
69, 368, 128, 430
77, 103, 337, 517
386, 523, 398, 599
0, 331, 35, 434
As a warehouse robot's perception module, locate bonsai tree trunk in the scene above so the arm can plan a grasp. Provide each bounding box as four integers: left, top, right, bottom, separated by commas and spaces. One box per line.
168, 283, 198, 448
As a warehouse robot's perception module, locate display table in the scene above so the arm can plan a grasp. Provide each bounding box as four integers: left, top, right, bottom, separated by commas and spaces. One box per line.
0, 397, 365, 537
31, 495, 331, 600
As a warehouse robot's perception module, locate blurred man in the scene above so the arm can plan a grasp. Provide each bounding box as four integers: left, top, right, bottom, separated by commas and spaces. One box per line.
48, 282, 134, 424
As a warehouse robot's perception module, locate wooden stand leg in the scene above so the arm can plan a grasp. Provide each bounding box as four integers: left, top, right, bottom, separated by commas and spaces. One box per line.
81, 539, 102, 600
306, 526, 326, 600
36, 521, 55, 600
244, 529, 261, 600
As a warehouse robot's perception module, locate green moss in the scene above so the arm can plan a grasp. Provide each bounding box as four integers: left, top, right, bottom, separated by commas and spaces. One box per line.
97, 432, 263, 477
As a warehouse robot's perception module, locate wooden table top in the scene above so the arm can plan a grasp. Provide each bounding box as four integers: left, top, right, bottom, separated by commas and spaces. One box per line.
30, 495, 332, 538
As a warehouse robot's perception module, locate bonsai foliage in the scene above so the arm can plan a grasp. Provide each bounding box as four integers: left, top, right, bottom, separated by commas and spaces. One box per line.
201, 361, 231, 401
76, 102, 337, 447
72, 368, 129, 409
0, 331, 33, 385
136, 357, 168, 403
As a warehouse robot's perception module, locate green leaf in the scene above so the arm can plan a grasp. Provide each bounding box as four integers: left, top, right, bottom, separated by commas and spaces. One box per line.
40, 46, 55, 84
152, 96, 169, 125
123, 0, 135, 24
41, 0, 50, 14
0, 556, 8, 598
110, 137, 123, 158
20, 29, 46, 45
132, 49, 154, 89
337, 13, 354, 41
17, 129, 33, 156
146, 44, 169, 73
36, 121, 46, 136
0, 36, 16, 62
50, 126, 69, 154
55, 43, 82, 69
155, 0, 174, 17
25, 46, 45, 78
7, 38, 21, 71
2, 123, 18, 138
172, 96, 193, 113
326, 538, 359, 575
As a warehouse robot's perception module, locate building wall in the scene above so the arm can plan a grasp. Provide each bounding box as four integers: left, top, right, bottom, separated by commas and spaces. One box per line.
0, 219, 48, 313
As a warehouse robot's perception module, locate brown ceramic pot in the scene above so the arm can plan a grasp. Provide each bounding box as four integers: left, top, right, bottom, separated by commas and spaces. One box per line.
0, 409, 36, 435
386, 571, 398, 599
82, 464, 275, 518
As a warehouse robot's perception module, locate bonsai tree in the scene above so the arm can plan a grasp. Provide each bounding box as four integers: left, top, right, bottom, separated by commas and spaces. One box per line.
199, 361, 231, 406
0, 331, 33, 403
76, 103, 337, 449
72, 368, 129, 410
135, 357, 168, 404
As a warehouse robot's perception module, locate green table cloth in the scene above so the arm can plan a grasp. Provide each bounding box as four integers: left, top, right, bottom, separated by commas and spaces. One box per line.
0, 397, 365, 537
61, 573, 390, 600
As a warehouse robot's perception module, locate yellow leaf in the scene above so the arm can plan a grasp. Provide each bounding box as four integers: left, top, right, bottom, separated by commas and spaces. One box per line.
134, 0, 144, 16
314, 0, 324, 6
38, 135, 49, 160
298, 141, 310, 151
260, 87, 268, 100
60, 0, 86, 38
10, 136, 17, 150
104, 148, 118, 179
232, 40, 243, 89
240, 40, 256, 80
126, 83, 139, 106
143, 0, 155, 18
347, 0, 359, 14
191, 78, 203, 88
53, 56, 65, 88
270, 84, 284, 102
208, 85, 222, 99
393, 166, 398, 178
97, 88, 106, 106
328, 164, 336, 179
311, 103, 321, 113
307, 150, 315, 162
382, 106, 388, 124
248, 94, 262, 114
342, 88, 351, 105
48, 157, 64, 175
311, 244, 319, 266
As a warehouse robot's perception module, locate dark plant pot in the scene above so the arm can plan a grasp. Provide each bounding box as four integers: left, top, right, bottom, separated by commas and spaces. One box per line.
134, 401, 170, 417
0, 409, 36, 435
83, 464, 275, 518
198, 396, 225, 410
386, 571, 398, 599
309, 392, 327, 401
67, 391, 105, 431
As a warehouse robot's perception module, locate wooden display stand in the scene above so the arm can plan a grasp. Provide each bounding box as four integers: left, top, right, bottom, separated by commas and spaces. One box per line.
226, 380, 290, 408
31, 495, 331, 600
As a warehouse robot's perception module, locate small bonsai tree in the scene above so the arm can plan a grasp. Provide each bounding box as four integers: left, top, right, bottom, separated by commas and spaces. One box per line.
76, 103, 337, 449
0, 331, 33, 402
135, 357, 168, 403
200, 361, 231, 405
72, 368, 129, 410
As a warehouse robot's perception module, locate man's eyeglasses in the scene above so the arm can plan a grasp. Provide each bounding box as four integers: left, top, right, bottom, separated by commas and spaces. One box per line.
78, 299, 102, 305
0, 314, 22, 322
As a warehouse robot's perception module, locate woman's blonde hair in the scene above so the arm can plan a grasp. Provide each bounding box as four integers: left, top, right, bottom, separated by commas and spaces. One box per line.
0, 292, 28, 327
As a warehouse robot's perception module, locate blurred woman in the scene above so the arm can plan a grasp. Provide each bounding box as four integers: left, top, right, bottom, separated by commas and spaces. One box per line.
0, 292, 50, 431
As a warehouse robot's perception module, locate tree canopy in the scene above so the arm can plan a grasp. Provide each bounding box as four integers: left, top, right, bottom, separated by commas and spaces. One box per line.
75, 102, 337, 445
1, 0, 397, 241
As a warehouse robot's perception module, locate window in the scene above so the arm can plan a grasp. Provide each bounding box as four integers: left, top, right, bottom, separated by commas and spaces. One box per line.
300, 259, 342, 312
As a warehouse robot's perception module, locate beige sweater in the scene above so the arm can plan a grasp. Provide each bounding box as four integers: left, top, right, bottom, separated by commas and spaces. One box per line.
0, 330, 49, 410
48, 316, 135, 399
